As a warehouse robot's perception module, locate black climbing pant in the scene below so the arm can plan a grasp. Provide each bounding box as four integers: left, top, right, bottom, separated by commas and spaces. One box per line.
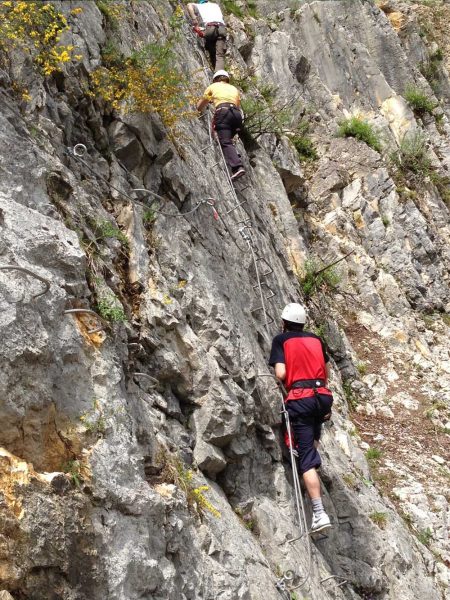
214, 105, 243, 171
286, 394, 333, 474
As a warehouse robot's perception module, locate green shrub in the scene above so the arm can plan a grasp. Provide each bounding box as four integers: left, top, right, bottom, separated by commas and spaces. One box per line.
97, 294, 127, 322
356, 362, 367, 376
391, 131, 432, 177
417, 527, 433, 547
290, 134, 318, 161
369, 511, 387, 528
404, 85, 436, 115
61, 460, 83, 488
338, 117, 381, 152
299, 259, 341, 299
241, 80, 308, 143
96, 219, 129, 246
365, 447, 382, 461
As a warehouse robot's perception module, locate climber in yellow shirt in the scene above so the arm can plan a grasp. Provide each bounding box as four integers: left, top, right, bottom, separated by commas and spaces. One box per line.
197, 70, 245, 181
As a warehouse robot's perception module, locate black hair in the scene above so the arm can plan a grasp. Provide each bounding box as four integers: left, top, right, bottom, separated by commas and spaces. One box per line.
282, 319, 305, 332
214, 75, 229, 83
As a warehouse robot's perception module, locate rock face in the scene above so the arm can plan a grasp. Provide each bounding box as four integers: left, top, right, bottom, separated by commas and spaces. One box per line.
0, 1, 449, 599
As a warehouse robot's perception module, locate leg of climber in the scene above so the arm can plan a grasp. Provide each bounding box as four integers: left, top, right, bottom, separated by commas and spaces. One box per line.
215, 25, 227, 71
287, 397, 332, 533
204, 26, 217, 68
214, 107, 245, 180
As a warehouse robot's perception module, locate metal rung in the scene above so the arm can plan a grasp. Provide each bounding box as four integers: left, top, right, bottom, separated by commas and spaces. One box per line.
237, 218, 252, 227
287, 536, 302, 544
200, 143, 213, 153
226, 200, 248, 214
265, 290, 276, 300
252, 281, 270, 290
236, 185, 250, 192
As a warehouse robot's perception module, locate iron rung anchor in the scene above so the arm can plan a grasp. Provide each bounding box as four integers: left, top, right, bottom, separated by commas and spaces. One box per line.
226, 200, 248, 214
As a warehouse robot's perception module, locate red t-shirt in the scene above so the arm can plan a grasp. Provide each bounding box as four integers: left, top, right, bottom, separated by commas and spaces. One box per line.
269, 331, 331, 401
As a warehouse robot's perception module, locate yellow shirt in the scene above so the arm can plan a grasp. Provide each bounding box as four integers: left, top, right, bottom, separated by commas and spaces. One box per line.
203, 82, 240, 108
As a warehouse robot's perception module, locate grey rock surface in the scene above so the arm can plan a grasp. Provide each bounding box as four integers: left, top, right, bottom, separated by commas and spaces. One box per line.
0, 1, 449, 599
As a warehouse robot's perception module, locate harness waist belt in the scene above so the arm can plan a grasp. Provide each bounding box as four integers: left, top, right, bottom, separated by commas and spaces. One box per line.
216, 103, 237, 110
290, 379, 326, 390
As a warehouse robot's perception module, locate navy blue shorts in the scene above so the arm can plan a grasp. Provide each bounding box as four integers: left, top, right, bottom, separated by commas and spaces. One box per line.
286, 394, 333, 474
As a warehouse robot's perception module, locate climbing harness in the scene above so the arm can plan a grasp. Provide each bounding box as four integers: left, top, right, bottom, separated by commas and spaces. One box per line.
0, 265, 50, 299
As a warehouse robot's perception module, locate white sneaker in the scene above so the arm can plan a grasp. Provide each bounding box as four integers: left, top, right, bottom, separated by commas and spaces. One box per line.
310, 512, 331, 533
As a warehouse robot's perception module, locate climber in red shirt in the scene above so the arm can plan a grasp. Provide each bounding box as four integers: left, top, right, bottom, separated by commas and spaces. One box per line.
269, 303, 333, 533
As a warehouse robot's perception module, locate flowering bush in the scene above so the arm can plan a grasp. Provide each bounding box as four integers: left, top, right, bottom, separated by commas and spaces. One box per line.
91, 39, 198, 136
0, 1, 81, 76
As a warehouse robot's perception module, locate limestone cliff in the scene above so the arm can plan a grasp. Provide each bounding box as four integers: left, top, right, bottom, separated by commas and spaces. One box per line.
0, 1, 449, 599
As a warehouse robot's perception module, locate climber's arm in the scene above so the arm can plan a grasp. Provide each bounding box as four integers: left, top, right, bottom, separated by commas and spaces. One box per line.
187, 3, 198, 25
274, 363, 286, 382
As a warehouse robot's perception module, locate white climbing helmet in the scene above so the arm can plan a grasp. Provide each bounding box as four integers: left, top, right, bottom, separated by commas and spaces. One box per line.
213, 69, 230, 81
281, 303, 307, 324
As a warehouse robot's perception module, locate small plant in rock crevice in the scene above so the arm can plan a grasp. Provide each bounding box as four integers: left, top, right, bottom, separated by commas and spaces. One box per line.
416, 527, 433, 547
159, 452, 221, 519
95, 219, 129, 247
404, 85, 437, 115
369, 511, 387, 528
365, 447, 382, 461
343, 379, 358, 410
337, 116, 382, 152
299, 259, 341, 299
61, 459, 84, 488
97, 293, 127, 323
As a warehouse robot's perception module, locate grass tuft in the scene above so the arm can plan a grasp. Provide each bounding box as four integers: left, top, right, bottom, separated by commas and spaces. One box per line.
338, 117, 381, 152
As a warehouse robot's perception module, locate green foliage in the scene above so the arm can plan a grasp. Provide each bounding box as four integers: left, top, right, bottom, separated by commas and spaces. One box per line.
222, 0, 243, 17
80, 399, 107, 436
365, 447, 382, 461
61, 459, 83, 488
356, 361, 367, 376
143, 209, 156, 224
241, 83, 306, 141
312, 323, 326, 339
299, 259, 341, 299
96, 219, 129, 246
404, 85, 437, 115
290, 133, 318, 162
97, 294, 127, 323
338, 116, 381, 152
91, 7, 197, 137
417, 527, 433, 547
343, 380, 357, 410
342, 472, 358, 489
369, 511, 387, 528
163, 453, 221, 519
391, 131, 432, 177
420, 47, 444, 91
96, 0, 124, 25
222, 0, 258, 18
381, 214, 390, 227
